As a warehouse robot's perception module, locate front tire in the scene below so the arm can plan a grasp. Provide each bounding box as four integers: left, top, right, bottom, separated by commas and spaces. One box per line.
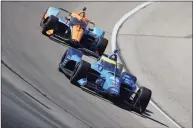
40, 12, 47, 27
42, 15, 58, 36
40, 16, 44, 27
70, 60, 91, 86
133, 87, 152, 114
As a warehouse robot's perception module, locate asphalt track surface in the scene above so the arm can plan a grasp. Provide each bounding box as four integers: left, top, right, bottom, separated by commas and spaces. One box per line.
118, 2, 192, 128
2, 2, 181, 128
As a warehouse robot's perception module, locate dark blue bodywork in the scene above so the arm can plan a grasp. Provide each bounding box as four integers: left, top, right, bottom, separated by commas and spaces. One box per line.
59, 47, 137, 97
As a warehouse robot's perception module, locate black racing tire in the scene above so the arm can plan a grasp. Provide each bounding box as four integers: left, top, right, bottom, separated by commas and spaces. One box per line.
133, 87, 152, 114
60, 50, 67, 64
96, 37, 108, 56
40, 10, 47, 27
70, 60, 91, 86
58, 66, 63, 72
42, 15, 58, 36
40, 16, 44, 27
40, 8, 49, 27
58, 50, 68, 72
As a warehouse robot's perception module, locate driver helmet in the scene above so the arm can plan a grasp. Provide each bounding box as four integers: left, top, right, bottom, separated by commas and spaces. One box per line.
108, 54, 117, 61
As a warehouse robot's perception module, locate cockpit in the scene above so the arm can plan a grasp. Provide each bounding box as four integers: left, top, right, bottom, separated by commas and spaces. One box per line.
70, 15, 88, 28
69, 9, 90, 29
98, 56, 123, 76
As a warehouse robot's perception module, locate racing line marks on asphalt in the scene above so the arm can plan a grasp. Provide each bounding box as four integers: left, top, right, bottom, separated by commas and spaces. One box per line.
111, 1, 183, 128
23, 91, 51, 110
1, 60, 93, 128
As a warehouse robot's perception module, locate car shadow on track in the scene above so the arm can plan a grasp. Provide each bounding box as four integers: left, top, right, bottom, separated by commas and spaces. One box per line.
81, 87, 112, 104
80, 86, 169, 128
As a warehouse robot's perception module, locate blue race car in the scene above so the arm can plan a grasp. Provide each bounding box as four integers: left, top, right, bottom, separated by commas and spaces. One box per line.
58, 47, 152, 114
40, 7, 108, 56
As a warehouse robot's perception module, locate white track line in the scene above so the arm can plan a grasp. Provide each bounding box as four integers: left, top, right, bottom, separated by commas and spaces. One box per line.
111, 1, 182, 128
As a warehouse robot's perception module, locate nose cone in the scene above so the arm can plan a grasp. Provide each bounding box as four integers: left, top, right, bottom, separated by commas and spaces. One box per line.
72, 25, 84, 42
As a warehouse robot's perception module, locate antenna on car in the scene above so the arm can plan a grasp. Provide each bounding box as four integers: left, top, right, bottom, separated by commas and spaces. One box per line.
113, 49, 119, 81
79, 7, 87, 30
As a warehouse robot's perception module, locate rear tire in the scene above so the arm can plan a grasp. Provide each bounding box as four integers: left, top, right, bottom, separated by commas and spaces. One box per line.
40, 9, 48, 28
96, 37, 108, 56
42, 15, 58, 36
58, 50, 68, 72
58, 67, 63, 72
70, 60, 91, 86
40, 16, 44, 27
133, 87, 152, 114
40, 10, 47, 27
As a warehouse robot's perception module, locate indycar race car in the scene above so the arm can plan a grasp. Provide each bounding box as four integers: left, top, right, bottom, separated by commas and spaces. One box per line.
58, 47, 152, 114
40, 7, 108, 56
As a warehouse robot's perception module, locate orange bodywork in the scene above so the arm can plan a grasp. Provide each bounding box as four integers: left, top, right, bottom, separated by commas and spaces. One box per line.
46, 29, 54, 35
43, 9, 91, 41
71, 25, 84, 42
70, 11, 89, 42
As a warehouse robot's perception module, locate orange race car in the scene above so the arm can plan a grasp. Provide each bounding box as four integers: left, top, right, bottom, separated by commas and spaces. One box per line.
40, 7, 108, 56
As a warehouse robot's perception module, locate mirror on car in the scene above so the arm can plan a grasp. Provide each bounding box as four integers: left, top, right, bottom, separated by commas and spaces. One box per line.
88, 28, 94, 31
